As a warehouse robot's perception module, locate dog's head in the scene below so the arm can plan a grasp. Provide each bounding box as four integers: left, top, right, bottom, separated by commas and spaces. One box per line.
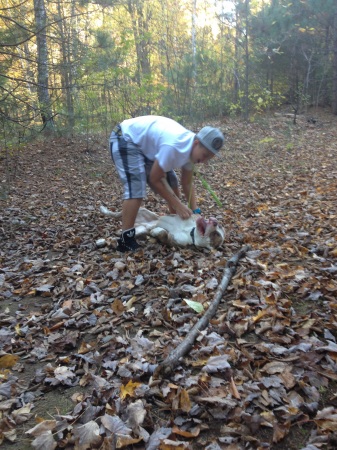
195, 216, 225, 249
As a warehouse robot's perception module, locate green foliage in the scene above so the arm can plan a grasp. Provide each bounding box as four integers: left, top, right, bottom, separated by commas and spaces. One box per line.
250, 0, 336, 108
94, 29, 116, 50
195, 171, 223, 208
229, 87, 285, 116
259, 137, 275, 145
1, 0, 337, 136
250, 89, 286, 113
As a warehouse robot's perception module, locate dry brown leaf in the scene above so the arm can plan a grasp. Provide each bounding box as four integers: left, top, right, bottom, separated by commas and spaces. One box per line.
77, 342, 93, 354
116, 435, 142, 448
272, 421, 291, 443
26, 420, 57, 437
179, 389, 191, 413
314, 407, 337, 431
229, 376, 241, 399
112, 299, 125, 315
31, 431, 57, 450
172, 425, 200, 438
159, 439, 189, 449
120, 380, 142, 400
73, 421, 101, 449
0, 355, 19, 369
262, 361, 288, 374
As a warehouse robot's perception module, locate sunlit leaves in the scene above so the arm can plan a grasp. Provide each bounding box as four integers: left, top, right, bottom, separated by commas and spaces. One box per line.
120, 381, 142, 400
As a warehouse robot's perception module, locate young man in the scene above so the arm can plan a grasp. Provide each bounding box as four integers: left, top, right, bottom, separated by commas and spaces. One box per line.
109, 115, 225, 252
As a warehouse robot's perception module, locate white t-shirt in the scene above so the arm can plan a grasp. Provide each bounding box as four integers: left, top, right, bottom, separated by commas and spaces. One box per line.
120, 116, 195, 172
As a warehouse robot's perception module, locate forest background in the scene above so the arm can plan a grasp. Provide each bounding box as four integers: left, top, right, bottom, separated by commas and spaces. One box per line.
1, 0, 337, 147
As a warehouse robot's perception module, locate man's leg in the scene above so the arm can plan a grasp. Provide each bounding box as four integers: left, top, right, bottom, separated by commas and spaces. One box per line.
122, 198, 143, 230
110, 132, 146, 252
117, 198, 143, 252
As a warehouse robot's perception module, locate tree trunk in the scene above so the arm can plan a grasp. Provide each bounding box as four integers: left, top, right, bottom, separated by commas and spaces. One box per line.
332, 9, 337, 115
190, 0, 197, 118
127, 0, 151, 84
56, 0, 75, 132
33, 0, 55, 132
234, 4, 240, 106
243, 0, 250, 121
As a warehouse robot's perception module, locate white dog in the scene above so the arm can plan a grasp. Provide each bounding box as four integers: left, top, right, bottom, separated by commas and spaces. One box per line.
100, 206, 225, 249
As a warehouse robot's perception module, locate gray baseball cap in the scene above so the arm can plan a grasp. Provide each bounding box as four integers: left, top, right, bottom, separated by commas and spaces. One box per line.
196, 126, 225, 155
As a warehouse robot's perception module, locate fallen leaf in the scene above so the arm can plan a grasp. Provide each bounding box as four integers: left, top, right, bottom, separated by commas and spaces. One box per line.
203, 355, 231, 373
73, 421, 101, 448
120, 380, 142, 400
31, 431, 57, 450
184, 299, 204, 313
179, 389, 191, 412
0, 355, 19, 369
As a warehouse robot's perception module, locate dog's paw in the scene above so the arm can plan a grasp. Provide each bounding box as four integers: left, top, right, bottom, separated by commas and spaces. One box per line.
150, 227, 169, 244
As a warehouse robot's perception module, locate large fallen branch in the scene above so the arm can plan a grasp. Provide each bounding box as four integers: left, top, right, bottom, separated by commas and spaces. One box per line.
154, 245, 251, 378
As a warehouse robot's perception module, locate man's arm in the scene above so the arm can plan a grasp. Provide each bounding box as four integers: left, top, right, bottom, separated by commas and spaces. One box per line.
181, 167, 197, 211
149, 160, 192, 219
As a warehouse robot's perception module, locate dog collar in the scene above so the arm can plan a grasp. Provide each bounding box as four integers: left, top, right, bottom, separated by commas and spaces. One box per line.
190, 227, 196, 246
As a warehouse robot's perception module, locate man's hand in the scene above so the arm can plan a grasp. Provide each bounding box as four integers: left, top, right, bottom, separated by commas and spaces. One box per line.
149, 161, 193, 219
161, 176, 193, 220
160, 177, 192, 219
175, 203, 193, 220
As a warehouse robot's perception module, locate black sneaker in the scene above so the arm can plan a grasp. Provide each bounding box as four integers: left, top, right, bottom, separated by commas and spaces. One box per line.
116, 228, 142, 253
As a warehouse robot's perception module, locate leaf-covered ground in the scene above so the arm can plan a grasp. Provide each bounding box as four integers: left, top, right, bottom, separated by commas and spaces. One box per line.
0, 110, 337, 450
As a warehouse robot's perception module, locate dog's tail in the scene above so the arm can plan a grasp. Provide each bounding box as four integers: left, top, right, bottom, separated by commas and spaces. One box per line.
100, 205, 122, 218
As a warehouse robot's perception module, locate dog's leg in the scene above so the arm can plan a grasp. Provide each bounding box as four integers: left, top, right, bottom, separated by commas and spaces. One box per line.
150, 227, 170, 244
100, 206, 122, 218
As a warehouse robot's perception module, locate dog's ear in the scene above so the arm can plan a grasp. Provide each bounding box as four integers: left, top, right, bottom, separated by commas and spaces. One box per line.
209, 229, 224, 248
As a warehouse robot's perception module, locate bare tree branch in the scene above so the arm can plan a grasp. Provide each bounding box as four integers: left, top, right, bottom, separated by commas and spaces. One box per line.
154, 245, 251, 378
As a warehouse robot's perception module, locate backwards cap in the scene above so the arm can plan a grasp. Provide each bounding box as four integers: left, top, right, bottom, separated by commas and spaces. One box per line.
196, 126, 225, 155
